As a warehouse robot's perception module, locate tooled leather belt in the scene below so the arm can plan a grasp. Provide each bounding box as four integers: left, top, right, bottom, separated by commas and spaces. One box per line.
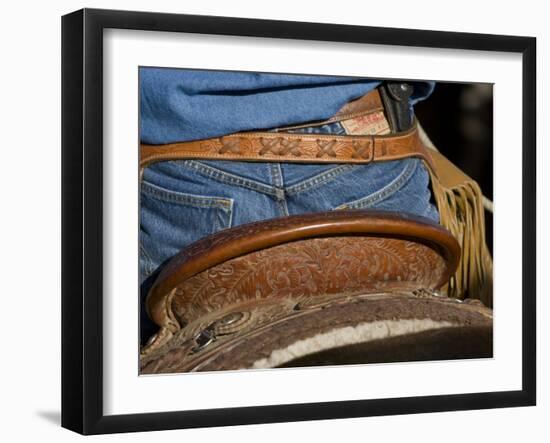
139, 89, 436, 175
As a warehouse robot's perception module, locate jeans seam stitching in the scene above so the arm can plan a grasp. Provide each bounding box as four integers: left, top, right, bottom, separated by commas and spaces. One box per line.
139, 240, 156, 277
336, 159, 418, 210
279, 161, 289, 216
139, 196, 234, 277
270, 163, 289, 216
285, 164, 356, 196
213, 198, 234, 231
141, 180, 233, 210
270, 163, 283, 188
225, 198, 234, 229
180, 160, 277, 196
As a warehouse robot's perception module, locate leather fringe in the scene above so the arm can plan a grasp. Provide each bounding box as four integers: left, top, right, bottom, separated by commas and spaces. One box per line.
427, 157, 493, 307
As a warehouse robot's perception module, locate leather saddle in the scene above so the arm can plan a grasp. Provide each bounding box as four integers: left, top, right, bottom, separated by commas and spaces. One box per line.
140, 210, 493, 374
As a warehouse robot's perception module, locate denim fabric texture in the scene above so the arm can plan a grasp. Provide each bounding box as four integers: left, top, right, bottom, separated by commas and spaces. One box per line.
140, 68, 435, 144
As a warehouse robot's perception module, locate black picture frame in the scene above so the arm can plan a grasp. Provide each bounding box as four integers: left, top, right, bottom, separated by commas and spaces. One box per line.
61, 8, 536, 435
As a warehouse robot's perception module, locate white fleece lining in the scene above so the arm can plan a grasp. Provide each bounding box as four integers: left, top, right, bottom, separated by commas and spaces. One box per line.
251, 319, 457, 369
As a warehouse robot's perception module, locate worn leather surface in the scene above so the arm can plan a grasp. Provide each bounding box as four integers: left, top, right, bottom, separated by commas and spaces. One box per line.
145, 211, 460, 330
140, 292, 492, 373
170, 235, 450, 325
141, 211, 460, 362
140, 122, 436, 175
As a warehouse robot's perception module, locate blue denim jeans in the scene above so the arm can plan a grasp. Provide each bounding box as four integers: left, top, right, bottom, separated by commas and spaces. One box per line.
140, 67, 435, 145
139, 121, 439, 342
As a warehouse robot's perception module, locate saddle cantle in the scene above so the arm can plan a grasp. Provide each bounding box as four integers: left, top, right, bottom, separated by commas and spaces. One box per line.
139, 210, 492, 374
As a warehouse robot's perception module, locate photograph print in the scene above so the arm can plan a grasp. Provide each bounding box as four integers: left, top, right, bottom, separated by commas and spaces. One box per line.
137, 67, 494, 375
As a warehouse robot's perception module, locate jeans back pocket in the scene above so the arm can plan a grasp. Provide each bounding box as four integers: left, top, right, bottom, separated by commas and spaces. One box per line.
139, 180, 233, 281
